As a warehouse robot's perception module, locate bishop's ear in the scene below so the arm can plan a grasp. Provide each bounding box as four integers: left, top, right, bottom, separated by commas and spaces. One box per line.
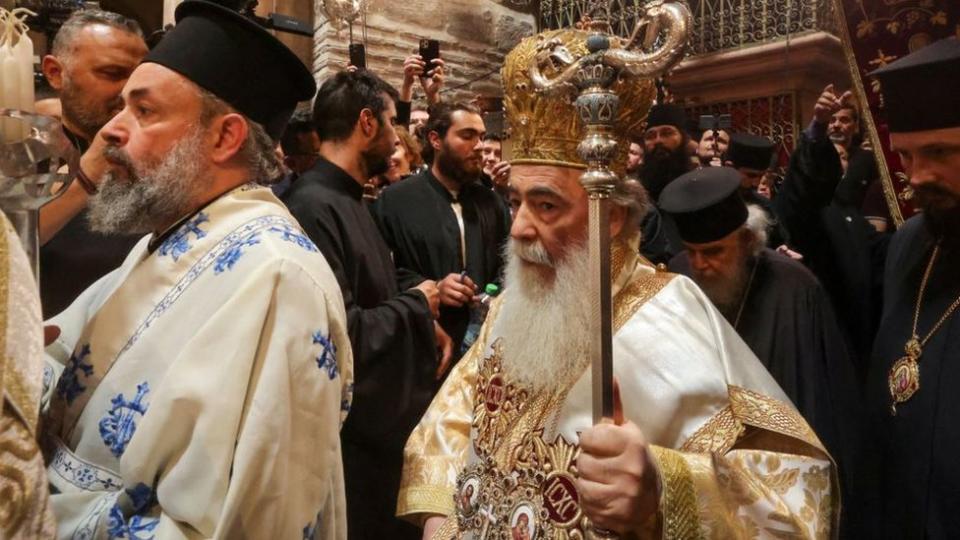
608, 204, 627, 239
208, 112, 249, 165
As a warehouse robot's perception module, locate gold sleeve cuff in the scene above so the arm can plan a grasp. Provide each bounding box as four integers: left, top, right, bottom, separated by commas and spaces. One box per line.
396, 485, 455, 523
648, 445, 703, 540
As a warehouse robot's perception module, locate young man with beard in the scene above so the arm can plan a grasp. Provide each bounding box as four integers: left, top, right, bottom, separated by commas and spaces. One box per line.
855, 38, 960, 538
662, 167, 861, 535
282, 70, 448, 540
638, 103, 696, 265
373, 102, 511, 360
41, 2, 353, 537
38, 9, 148, 317
397, 28, 837, 540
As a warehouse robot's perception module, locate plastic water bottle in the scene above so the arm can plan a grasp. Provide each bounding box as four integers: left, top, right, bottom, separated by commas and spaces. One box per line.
460, 283, 500, 356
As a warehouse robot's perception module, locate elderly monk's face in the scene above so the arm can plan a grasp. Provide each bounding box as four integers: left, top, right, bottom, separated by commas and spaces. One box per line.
100, 63, 206, 177
890, 127, 960, 214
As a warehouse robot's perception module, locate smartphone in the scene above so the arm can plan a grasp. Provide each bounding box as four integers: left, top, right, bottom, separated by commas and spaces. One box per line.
698, 114, 732, 132
349, 43, 366, 69
419, 39, 440, 77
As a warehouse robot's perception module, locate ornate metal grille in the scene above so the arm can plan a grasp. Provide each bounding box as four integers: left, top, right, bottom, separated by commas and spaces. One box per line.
537, 0, 839, 55
684, 93, 798, 168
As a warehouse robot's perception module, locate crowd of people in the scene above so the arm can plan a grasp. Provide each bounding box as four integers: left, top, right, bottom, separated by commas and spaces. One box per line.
2, 1, 959, 538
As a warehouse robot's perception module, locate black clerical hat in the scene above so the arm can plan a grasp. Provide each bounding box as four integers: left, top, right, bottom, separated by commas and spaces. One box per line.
142, 0, 317, 140
646, 104, 688, 131
658, 167, 748, 244
870, 37, 960, 133
728, 134, 775, 171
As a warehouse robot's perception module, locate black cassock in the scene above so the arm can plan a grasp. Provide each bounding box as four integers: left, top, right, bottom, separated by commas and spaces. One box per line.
670, 247, 862, 523
861, 216, 960, 539
775, 124, 889, 378
283, 159, 436, 539
372, 170, 511, 356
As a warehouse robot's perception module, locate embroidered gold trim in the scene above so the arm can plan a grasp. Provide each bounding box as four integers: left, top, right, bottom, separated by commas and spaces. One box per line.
728, 385, 823, 452
396, 485, 456, 519
650, 446, 703, 540
680, 405, 744, 454
0, 215, 8, 397
613, 270, 674, 331
430, 515, 460, 540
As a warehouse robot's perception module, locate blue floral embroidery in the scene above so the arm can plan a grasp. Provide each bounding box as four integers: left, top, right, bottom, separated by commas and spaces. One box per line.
99, 382, 150, 458
50, 443, 122, 491
313, 331, 338, 380
107, 482, 159, 539
302, 510, 322, 540
117, 215, 291, 359
159, 212, 209, 261
56, 344, 93, 404
269, 225, 319, 252
213, 233, 261, 274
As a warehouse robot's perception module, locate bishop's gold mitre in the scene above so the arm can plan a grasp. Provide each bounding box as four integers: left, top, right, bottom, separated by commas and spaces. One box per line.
502, 28, 657, 175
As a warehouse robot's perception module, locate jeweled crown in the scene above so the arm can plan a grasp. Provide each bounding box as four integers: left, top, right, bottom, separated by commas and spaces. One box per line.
502, 28, 657, 174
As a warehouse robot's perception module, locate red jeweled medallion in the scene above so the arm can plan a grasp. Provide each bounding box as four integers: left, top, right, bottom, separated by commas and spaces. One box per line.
888, 353, 920, 416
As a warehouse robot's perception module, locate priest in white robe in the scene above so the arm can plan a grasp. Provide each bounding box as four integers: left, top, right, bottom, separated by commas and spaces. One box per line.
398, 28, 839, 539
39, 3, 353, 538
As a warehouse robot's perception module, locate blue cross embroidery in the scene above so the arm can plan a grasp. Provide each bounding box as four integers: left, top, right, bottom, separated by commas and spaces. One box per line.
214, 233, 261, 274
99, 382, 150, 458
56, 344, 93, 404
106, 482, 159, 539
269, 225, 319, 252
313, 331, 338, 380
159, 212, 209, 261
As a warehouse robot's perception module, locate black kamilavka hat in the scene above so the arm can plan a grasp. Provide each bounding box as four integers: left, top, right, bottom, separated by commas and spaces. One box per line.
870, 37, 960, 133
658, 166, 748, 244
143, 0, 317, 140
728, 133, 775, 171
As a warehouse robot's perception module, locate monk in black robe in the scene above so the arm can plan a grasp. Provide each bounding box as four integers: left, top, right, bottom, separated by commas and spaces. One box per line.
661, 167, 862, 535
855, 38, 960, 539
373, 103, 510, 358
283, 71, 443, 540
775, 109, 888, 376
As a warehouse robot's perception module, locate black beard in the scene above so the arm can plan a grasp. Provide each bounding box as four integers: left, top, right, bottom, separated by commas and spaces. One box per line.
362, 148, 390, 177
918, 186, 960, 249
640, 144, 692, 202
436, 145, 481, 187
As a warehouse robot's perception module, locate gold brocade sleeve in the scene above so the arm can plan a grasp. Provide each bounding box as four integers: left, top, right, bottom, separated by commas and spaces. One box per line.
646, 386, 838, 540
396, 299, 504, 523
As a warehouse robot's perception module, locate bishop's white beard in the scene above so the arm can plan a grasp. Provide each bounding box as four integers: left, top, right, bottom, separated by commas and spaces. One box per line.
88, 127, 207, 235
497, 238, 592, 393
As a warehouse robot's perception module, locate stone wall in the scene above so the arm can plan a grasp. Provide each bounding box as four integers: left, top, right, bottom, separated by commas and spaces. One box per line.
313, 0, 535, 103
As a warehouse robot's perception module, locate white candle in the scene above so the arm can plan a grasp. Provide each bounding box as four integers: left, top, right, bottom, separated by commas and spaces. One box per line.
0, 7, 36, 141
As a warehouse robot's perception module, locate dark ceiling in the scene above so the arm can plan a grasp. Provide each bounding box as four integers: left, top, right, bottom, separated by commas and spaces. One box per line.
99, 0, 163, 35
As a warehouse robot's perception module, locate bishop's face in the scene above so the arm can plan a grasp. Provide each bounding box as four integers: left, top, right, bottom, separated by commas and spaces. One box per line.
100, 62, 208, 178
891, 127, 960, 213
507, 164, 629, 282
90, 63, 211, 234
508, 165, 591, 273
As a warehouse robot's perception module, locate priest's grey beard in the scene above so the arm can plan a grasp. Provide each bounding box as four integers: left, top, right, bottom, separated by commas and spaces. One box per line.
695, 252, 752, 322
89, 127, 207, 234
497, 238, 592, 393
